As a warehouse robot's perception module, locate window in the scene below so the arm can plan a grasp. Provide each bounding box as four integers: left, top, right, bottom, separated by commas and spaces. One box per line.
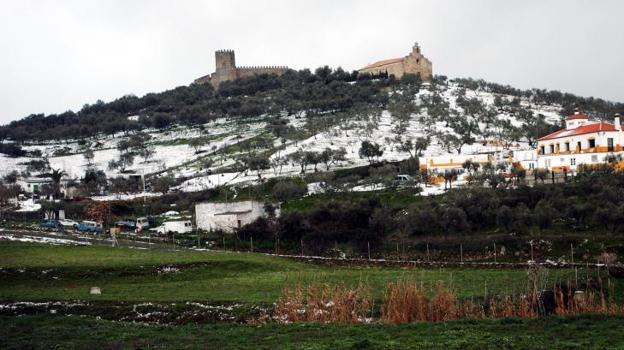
570, 158, 576, 166
529, 163, 535, 170
539, 146, 545, 155
608, 138, 614, 152
577, 141, 582, 152
549, 144, 555, 153
591, 155, 598, 162
565, 142, 570, 151
588, 138, 596, 148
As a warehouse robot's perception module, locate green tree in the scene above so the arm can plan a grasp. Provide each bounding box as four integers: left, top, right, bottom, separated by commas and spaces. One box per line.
83, 148, 95, 166
496, 205, 513, 232
359, 141, 383, 164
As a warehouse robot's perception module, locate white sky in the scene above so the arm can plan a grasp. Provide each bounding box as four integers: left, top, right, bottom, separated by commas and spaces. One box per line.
1, 0, 623, 124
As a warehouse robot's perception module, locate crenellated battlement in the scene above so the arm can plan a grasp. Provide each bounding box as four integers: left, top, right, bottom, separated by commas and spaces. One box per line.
195, 50, 289, 89
238, 66, 289, 70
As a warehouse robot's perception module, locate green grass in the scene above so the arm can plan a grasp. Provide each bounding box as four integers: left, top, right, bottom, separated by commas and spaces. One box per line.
0, 242, 578, 303
2, 314, 623, 349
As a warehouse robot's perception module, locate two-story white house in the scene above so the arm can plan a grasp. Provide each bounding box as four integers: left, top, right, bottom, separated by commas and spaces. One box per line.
536, 111, 624, 171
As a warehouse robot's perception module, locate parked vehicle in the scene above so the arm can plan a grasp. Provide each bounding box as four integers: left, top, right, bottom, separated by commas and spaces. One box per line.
58, 219, 79, 228
76, 221, 103, 234
39, 220, 62, 230
394, 174, 414, 187
115, 219, 136, 230
135, 216, 155, 232
156, 220, 193, 235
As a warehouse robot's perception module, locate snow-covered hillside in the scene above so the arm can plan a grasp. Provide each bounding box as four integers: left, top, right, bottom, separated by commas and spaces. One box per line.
2, 80, 564, 197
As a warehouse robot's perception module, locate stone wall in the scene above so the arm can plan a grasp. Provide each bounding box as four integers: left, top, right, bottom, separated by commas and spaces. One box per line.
194, 50, 289, 89
237, 66, 289, 79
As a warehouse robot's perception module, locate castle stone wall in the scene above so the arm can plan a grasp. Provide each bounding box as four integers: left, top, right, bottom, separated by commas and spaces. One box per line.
194, 50, 289, 89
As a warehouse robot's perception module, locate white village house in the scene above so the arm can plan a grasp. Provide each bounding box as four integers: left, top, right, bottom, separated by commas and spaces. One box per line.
195, 200, 278, 232
17, 177, 52, 194
536, 111, 624, 171
421, 153, 494, 172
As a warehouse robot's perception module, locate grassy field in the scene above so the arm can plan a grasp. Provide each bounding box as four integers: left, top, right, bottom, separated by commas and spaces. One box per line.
0, 242, 582, 303
2, 314, 623, 349
1, 241, 623, 349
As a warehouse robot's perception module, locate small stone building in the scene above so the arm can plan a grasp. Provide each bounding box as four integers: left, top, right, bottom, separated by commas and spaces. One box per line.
359, 43, 432, 80
195, 200, 278, 232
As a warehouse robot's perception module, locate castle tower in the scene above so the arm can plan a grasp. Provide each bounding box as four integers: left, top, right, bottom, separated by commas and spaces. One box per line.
194, 49, 289, 88
215, 50, 236, 72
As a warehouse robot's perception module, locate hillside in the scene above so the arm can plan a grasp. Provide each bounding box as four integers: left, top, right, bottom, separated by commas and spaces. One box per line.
1, 71, 623, 200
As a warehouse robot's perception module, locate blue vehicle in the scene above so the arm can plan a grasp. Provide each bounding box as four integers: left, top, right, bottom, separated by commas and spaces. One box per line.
115, 219, 136, 231
76, 221, 103, 234
39, 220, 62, 230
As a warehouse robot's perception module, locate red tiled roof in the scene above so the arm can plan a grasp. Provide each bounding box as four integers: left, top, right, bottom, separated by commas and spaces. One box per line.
360, 57, 403, 70
538, 121, 619, 141
565, 113, 589, 120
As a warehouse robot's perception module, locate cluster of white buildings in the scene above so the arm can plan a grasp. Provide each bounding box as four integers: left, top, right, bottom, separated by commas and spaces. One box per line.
419, 110, 623, 174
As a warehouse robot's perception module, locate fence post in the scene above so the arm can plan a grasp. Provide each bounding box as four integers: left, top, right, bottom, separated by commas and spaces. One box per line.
301, 238, 304, 257
426, 242, 430, 262
250, 236, 253, 252
570, 243, 574, 264
494, 242, 497, 263
396, 242, 399, 261
530, 241, 534, 262
460, 244, 463, 263
367, 241, 371, 260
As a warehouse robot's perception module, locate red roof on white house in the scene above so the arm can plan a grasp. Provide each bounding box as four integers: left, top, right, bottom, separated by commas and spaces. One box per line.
538, 121, 620, 141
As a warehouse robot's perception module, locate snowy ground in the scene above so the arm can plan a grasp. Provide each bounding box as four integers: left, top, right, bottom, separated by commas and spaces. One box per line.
3, 81, 563, 198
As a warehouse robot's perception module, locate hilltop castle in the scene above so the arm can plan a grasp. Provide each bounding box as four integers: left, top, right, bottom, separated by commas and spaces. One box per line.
195, 43, 432, 88
194, 50, 289, 89
358, 43, 432, 80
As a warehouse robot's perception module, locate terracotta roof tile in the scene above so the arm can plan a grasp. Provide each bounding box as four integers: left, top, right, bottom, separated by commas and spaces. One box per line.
361, 57, 403, 70
538, 121, 619, 141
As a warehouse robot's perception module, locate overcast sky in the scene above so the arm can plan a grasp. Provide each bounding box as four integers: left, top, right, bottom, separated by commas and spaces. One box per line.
1, 0, 623, 124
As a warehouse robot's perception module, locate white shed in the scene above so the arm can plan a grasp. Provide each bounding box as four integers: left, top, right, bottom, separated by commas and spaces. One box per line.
195, 200, 277, 232
17, 177, 52, 194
